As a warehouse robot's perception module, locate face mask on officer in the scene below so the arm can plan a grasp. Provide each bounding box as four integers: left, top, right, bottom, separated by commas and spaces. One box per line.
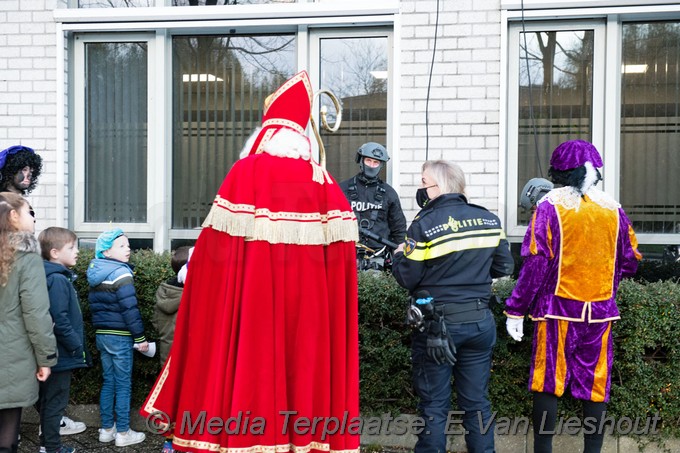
360, 157, 383, 180
416, 185, 438, 208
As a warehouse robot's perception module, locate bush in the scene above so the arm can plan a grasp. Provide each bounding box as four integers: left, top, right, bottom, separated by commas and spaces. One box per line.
610, 279, 680, 435
69, 251, 680, 436
634, 260, 680, 283
355, 274, 680, 436
357, 272, 413, 414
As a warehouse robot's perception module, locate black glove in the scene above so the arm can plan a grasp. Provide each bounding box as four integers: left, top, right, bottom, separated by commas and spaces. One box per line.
426, 315, 457, 366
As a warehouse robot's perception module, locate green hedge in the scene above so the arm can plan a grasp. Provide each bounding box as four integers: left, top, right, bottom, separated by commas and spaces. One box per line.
69, 250, 680, 436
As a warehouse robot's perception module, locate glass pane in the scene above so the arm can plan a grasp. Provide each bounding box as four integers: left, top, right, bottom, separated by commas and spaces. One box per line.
85, 42, 148, 222
319, 36, 388, 183
79, 0, 153, 7
621, 22, 680, 234
172, 0, 296, 5
516, 30, 594, 224
172, 35, 295, 229
78, 238, 153, 252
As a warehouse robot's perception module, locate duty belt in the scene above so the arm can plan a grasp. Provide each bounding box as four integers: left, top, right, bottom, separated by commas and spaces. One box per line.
435, 299, 489, 323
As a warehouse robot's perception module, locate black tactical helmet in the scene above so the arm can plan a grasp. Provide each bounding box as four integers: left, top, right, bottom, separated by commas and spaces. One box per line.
355, 142, 390, 163
519, 177, 553, 210
356, 142, 389, 179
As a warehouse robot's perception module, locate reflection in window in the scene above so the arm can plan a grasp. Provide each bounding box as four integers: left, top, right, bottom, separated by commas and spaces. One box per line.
76, 0, 295, 6
172, 0, 296, 5
172, 35, 295, 229
621, 22, 680, 234
78, 0, 153, 7
85, 42, 148, 222
516, 30, 593, 224
319, 37, 388, 183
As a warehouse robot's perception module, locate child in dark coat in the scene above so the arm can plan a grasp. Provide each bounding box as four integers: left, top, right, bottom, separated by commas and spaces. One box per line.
153, 246, 191, 365
37, 227, 88, 453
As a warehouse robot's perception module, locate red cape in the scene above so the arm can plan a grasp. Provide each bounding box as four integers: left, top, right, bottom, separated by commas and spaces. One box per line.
141, 154, 359, 453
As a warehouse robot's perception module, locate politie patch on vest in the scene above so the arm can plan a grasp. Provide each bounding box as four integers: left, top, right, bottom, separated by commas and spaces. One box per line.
403, 238, 417, 256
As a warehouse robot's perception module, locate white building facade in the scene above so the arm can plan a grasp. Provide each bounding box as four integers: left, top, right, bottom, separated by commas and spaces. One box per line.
2, 0, 679, 255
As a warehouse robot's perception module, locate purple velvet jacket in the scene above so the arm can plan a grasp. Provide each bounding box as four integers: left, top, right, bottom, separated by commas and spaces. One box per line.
505, 187, 641, 322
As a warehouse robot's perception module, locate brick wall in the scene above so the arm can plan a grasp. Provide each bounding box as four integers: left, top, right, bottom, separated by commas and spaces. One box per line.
0, 0, 66, 230
399, 0, 502, 220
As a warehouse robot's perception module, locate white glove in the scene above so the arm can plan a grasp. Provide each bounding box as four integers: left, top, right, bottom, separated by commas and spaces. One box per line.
177, 247, 194, 284
506, 317, 524, 342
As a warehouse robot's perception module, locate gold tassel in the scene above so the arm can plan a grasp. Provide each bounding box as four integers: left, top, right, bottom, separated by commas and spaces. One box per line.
311, 161, 326, 185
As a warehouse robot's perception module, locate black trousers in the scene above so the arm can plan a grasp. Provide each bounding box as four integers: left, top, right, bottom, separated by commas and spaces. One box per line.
36, 370, 72, 453
533, 392, 607, 453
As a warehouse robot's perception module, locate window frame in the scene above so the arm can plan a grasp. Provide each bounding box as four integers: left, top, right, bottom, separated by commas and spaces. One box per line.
502, 4, 680, 245
72, 32, 158, 238
307, 27, 396, 184
503, 20, 607, 240
62, 2, 398, 251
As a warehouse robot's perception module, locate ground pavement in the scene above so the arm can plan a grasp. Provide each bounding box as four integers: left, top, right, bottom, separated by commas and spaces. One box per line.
19, 407, 165, 453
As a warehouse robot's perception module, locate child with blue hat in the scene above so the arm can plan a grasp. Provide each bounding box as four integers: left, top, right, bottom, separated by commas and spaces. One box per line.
87, 228, 148, 447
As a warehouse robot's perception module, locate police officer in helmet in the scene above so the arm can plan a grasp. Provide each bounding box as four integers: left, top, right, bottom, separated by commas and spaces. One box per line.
339, 142, 407, 252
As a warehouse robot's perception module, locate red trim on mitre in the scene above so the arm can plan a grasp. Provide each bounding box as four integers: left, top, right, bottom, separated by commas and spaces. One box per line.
247, 70, 313, 157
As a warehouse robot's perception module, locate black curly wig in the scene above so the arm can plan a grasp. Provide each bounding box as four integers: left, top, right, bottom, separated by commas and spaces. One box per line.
548, 165, 586, 188
0, 150, 42, 195
548, 164, 602, 195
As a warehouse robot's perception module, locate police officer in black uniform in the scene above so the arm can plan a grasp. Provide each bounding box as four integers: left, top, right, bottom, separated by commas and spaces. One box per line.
392, 160, 514, 453
339, 142, 407, 253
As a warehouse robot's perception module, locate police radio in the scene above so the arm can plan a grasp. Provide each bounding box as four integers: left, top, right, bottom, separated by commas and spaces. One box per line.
406, 290, 435, 332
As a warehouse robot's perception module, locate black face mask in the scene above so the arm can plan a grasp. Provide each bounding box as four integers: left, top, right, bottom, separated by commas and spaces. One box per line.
416, 185, 437, 208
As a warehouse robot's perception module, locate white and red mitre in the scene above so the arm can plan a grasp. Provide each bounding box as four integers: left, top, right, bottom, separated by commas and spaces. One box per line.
201, 70, 358, 246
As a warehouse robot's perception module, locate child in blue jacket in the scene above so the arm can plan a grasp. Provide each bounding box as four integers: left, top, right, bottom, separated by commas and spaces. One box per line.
87, 228, 148, 448
37, 227, 89, 453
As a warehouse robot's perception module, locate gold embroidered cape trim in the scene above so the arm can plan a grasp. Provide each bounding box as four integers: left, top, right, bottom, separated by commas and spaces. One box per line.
171, 437, 359, 453
262, 118, 305, 135
143, 360, 360, 453
201, 196, 358, 245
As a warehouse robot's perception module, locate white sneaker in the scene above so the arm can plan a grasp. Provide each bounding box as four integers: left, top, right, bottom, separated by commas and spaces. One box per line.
38, 447, 46, 453
114, 429, 146, 447
60, 417, 87, 435
98, 425, 117, 443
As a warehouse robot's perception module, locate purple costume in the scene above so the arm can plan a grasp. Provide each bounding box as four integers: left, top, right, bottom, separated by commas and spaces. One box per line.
505, 140, 642, 402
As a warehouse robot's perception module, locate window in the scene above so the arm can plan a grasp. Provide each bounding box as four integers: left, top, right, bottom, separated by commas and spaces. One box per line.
316, 34, 390, 183
172, 0, 297, 5
621, 22, 680, 235
505, 20, 606, 238
505, 7, 680, 246
171, 35, 296, 228
84, 41, 149, 223
515, 29, 594, 225
73, 33, 155, 247
66, 4, 397, 251
77, 0, 154, 7
75, 0, 300, 8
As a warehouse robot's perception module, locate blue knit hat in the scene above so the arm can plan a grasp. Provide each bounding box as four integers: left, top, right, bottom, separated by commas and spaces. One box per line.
96, 228, 125, 258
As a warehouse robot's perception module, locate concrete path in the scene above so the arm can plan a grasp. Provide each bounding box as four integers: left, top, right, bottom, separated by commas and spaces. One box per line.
19, 406, 679, 453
